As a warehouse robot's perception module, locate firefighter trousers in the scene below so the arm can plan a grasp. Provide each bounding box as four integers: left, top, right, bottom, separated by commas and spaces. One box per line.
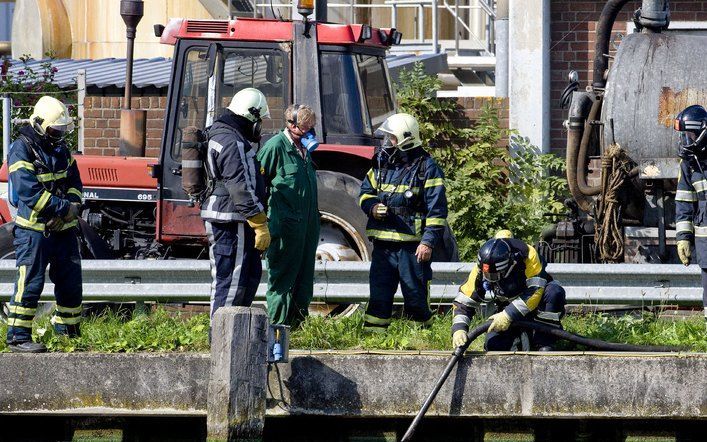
264, 214, 320, 326
205, 221, 262, 318
364, 240, 434, 331
6, 227, 83, 344
485, 281, 567, 351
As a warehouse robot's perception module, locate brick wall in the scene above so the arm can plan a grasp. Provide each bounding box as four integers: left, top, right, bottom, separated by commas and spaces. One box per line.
81, 95, 508, 156
550, 0, 707, 157
82, 96, 167, 157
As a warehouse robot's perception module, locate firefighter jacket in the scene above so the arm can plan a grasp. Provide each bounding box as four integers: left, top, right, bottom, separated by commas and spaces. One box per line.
676, 157, 707, 267
451, 238, 550, 334
200, 112, 266, 223
8, 126, 82, 233
358, 147, 447, 247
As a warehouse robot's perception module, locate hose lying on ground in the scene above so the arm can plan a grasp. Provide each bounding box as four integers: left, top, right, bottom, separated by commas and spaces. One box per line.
401, 319, 681, 441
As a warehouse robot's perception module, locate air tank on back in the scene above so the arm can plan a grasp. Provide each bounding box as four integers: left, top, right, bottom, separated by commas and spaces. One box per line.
602, 32, 707, 176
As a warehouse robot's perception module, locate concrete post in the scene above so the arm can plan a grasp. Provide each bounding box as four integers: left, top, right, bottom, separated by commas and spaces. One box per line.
508, 0, 551, 152
207, 307, 268, 442
2, 94, 10, 164
494, 0, 509, 97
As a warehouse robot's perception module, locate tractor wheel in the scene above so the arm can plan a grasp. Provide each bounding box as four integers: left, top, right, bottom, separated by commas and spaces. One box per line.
316, 170, 372, 262
0, 222, 15, 260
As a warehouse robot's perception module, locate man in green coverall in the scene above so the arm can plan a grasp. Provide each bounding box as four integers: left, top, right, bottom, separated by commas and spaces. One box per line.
257, 104, 320, 326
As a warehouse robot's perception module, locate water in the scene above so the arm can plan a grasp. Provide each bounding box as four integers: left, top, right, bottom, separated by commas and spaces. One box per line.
1, 416, 702, 441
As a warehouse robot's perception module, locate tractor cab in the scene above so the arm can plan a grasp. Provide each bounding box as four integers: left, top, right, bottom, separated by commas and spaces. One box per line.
155, 18, 401, 259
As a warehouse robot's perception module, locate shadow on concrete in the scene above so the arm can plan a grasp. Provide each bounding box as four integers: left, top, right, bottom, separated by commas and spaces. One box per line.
284, 356, 363, 415
448, 356, 471, 416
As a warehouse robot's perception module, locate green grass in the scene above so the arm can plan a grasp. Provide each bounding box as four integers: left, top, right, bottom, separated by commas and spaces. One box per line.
0, 307, 210, 353
1, 306, 705, 353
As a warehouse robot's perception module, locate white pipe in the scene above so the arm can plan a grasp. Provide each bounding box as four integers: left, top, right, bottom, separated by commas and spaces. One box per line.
2, 95, 10, 164
495, 0, 509, 97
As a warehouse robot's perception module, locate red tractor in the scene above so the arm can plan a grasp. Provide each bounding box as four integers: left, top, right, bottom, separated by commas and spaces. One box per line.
0, 17, 457, 262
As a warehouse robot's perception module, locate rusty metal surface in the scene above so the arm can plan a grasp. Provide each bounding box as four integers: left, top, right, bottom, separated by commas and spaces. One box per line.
603, 33, 707, 163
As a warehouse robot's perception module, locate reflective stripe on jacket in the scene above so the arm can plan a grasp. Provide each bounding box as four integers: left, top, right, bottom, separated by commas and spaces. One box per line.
358, 147, 447, 247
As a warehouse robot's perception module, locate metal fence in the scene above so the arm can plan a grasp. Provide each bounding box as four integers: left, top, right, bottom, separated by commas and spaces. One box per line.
0, 260, 702, 306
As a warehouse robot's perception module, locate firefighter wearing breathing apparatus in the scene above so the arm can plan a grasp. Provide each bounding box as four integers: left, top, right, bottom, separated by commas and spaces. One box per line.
674, 104, 707, 325
359, 113, 448, 331
200, 88, 271, 320
452, 232, 566, 351
257, 104, 320, 326
6, 96, 83, 353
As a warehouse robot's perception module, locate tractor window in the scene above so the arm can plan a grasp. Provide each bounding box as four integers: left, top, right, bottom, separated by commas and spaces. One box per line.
171, 45, 288, 159
320, 52, 367, 136
356, 54, 395, 129
171, 47, 209, 159
220, 49, 287, 134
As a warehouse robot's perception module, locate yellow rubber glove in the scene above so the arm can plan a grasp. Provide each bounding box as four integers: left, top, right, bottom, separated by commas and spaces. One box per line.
247, 212, 271, 251
677, 240, 692, 266
488, 311, 512, 333
452, 330, 468, 348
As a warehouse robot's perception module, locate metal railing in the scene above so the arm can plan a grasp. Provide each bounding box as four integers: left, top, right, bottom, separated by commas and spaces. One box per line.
0, 260, 702, 306
251, 0, 496, 55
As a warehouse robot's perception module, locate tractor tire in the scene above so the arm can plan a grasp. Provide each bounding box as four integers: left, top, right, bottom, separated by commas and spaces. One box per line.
0, 222, 15, 259
317, 170, 372, 261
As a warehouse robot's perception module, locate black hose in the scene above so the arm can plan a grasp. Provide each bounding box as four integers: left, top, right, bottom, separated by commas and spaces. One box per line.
401, 318, 681, 441
593, 0, 633, 89
511, 320, 680, 353
400, 320, 492, 442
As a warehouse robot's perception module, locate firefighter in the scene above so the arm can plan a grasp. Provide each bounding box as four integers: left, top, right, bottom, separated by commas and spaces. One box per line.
451, 232, 566, 351
674, 104, 707, 325
257, 104, 320, 327
359, 113, 448, 331
201, 88, 271, 320
6, 96, 83, 353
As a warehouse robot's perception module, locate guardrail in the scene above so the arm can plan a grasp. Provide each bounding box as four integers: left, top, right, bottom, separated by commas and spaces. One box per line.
0, 261, 703, 306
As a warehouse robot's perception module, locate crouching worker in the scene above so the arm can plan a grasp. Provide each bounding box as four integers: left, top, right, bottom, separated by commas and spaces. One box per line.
359, 113, 448, 332
7, 96, 83, 353
451, 232, 566, 351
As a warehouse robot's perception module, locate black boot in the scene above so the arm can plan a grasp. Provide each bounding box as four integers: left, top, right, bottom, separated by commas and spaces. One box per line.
8, 340, 47, 353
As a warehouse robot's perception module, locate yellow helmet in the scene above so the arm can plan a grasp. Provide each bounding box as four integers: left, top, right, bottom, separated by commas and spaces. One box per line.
494, 229, 513, 239
376, 113, 422, 151
227, 87, 270, 123
30, 96, 74, 140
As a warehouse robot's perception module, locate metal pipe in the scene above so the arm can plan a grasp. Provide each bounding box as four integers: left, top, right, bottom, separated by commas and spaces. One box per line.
418, 4, 424, 42
431, 0, 438, 53
2, 95, 11, 164
120, 0, 143, 110
77, 69, 86, 153
454, 0, 459, 54
494, 0, 509, 96
638, 0, 670, 32
593, 0, 632, 89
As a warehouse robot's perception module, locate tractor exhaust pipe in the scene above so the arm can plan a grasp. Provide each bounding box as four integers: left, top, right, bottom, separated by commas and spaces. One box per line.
119, 0, 147, 157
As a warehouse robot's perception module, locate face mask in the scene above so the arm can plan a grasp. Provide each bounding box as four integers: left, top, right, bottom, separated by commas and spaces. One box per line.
301, 128, 319, 152
247, 119, 262, 143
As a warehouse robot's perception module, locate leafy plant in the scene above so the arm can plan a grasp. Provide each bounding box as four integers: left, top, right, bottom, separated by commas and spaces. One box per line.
0, 53, 80, 154
395, 62, 567, 259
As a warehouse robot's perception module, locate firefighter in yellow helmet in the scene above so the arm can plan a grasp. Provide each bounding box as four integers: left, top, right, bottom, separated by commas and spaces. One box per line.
6, 96, 83, 352
359, 113, 448, 331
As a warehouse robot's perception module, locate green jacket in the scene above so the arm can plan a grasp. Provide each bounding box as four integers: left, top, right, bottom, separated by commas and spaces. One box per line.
257, 131, 318, 233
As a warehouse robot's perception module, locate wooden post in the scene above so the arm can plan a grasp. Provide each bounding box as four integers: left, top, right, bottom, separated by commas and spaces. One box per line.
207, 307, 268, 442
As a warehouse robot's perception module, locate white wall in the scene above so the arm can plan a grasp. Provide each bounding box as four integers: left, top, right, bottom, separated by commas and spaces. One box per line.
508, 0, 550, 152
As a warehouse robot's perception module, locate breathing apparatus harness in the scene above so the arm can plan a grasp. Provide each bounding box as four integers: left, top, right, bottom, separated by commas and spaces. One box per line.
374, 143, 428, 222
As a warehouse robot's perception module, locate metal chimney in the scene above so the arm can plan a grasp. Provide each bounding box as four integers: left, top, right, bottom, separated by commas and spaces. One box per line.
119, 0, 147, 156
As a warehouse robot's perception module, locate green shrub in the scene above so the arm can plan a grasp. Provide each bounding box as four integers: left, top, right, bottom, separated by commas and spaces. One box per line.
395, 63, 567, 259
0, 54, 79, 153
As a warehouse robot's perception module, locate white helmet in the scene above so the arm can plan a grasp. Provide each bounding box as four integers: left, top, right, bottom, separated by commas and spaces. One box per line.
227, 87, 270, 123
30, 96, 75, 140
376, 113, 422, 151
